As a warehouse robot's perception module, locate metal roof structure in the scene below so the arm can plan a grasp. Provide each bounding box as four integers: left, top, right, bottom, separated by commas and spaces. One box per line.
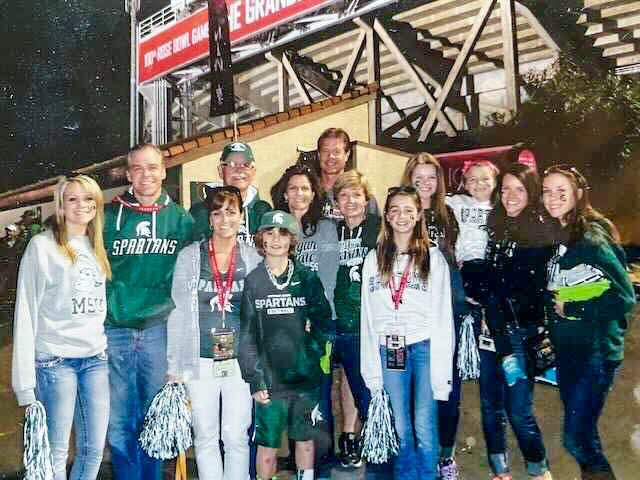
139, 0, 560, 146
578, 0, 640, 75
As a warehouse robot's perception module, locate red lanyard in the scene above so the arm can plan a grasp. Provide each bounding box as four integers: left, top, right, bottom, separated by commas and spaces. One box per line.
113, 195, 164, 213
208, 239, 237, 323
389, 258, 413, 311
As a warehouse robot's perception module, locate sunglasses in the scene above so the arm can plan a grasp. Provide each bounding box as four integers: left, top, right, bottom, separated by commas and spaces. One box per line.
543, 165, 590, 190
387, 185, 417, 195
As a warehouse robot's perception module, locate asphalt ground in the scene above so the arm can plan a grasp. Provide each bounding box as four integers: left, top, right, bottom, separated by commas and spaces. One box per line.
1, 308, 639, 479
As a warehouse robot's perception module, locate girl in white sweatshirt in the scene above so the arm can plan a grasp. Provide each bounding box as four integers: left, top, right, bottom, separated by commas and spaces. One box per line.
360, 186, 454, 480
12, 175, 112, 480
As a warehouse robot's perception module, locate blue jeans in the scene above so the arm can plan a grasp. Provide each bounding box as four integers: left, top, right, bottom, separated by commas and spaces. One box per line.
478, 328, 548, 476
35, 351, 109, 480
106, 322, 167, 480
556, 351, 619, 474
381, 340, 438, 480
334, 332, 371, 421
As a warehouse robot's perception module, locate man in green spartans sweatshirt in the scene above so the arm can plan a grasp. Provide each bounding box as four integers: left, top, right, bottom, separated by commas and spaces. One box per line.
103, 144, 194, 480
190, 141, 271, 245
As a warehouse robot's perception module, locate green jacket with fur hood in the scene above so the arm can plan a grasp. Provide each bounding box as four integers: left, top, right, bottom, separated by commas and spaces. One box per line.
546, 220, 636, 361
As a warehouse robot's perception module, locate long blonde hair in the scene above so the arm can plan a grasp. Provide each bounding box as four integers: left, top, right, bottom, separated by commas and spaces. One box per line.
52, 175, 112, 279
401, 152, 456, 258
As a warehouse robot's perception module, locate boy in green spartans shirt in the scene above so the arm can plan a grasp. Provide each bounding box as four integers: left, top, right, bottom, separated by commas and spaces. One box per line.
239, 210, 333, 480
190, 142, 271, 245
103, 144, 194, 480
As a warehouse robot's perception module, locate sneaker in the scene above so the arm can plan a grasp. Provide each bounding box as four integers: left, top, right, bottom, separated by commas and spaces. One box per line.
438, 458, 460, 480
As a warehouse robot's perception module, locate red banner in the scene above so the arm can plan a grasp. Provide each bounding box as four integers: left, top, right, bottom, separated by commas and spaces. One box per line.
139, 0, 338, 84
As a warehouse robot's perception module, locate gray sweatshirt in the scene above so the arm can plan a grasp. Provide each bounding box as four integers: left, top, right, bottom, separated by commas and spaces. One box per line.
12, 231, 107, 406
295, 218, 339, 318
167, 240, 262, 381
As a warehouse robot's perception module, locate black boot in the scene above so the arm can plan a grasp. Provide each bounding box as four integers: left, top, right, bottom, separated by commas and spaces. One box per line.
346, 432, 363, 468
338, 432, 350, 467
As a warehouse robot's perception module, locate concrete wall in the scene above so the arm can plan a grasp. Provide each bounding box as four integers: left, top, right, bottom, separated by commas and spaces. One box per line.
180, 103, 371, 209
354, 142, 411, 208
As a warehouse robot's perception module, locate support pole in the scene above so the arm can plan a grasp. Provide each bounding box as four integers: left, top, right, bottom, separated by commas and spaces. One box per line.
500, 0, 520, 116
128, 1, 140, 147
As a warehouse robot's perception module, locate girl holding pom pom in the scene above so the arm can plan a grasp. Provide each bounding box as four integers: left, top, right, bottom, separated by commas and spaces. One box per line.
360, 186, 454, 480
12, 175, 111, 480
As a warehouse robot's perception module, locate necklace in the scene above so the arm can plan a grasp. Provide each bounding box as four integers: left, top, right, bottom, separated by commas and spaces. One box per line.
265, 260, 294, 290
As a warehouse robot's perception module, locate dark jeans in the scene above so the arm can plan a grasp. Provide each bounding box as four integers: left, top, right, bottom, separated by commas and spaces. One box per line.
556, 351, 620, 475
479, 327, 548, 476
437, 312, 462, 458
334, 331, 371, 421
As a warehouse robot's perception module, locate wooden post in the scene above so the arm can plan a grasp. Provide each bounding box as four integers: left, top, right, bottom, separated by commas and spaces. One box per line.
419, 0, 498, 141
500, 0, 521, 116
266, 52, 291, 112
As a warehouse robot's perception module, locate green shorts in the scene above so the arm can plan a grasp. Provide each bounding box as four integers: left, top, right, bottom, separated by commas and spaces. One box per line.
254, 388, 320, 448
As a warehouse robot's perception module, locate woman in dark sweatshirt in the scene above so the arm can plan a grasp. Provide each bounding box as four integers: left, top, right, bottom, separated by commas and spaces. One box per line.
542, 166, 635, 480
483, 163, 554, 480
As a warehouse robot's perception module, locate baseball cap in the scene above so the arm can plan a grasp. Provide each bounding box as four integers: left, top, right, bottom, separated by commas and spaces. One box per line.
221, 142, 255, 164
258, 210, 299, 239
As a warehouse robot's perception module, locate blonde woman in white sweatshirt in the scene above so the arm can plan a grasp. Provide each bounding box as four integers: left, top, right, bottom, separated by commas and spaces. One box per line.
12, 175, 111, 480
360, 185, 454, 480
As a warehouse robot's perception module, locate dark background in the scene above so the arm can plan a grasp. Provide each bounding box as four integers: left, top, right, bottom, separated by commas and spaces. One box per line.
0, 0, 600, 194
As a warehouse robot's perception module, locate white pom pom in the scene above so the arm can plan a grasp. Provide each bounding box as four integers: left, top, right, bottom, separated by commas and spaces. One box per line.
457, 313, 480, 380
23, 401, 54, 480
360, 388, 399, 464
139, 382, 193, 460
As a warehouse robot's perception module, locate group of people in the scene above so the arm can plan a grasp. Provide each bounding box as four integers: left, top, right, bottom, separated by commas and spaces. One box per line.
0, 209, 42, 330
10, 127, 635, 480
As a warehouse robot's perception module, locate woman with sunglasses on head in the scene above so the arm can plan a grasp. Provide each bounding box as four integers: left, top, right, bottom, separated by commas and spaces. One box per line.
401, 153, 463, 480
542, 166, 635, 480
167, 186, 262, 479
483, 162, 554, 480
360, 185, 454, 480
271, 164, 339, 474
12, 175, 111, 480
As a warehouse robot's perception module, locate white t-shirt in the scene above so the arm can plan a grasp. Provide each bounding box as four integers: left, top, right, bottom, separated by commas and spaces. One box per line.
446, 194, 493, 264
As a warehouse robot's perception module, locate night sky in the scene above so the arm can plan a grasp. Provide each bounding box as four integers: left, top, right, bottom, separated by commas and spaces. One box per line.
1, 0, 166, 193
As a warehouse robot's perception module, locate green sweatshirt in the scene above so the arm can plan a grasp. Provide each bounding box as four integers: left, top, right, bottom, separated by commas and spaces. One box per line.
190, 184, 271, 244
546, 221, 636, 361
239, 260, 333, 395
334, 214, 380, 334
104, 189, 194, 328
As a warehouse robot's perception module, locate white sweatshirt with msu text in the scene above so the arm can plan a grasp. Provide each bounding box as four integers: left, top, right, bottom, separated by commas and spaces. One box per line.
360, 247, 454, 401
12, 231, 107, 406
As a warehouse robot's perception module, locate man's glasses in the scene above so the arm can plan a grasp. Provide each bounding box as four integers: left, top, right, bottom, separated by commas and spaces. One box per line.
221, 160, 254, 170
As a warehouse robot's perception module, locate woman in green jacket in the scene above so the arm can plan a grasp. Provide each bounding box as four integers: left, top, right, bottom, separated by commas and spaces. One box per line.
542, 166, 635, 480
